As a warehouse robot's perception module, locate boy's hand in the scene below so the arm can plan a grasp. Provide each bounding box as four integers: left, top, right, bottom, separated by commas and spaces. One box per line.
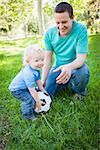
42, 89, 49, 96
42, 81, 46, 88
35, 101, 41, 110
43, 91, 49, 96
35, 100, 45, 110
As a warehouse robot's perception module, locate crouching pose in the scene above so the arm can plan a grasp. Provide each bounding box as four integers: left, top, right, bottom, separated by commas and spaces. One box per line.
9, 44, 46, 120
42, 2, 90, 99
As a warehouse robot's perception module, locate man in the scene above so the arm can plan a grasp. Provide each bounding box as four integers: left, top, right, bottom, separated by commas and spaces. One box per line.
42, 2, 90, 99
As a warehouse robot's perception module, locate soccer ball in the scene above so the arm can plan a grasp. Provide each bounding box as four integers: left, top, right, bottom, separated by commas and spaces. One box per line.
35, 91, 52, 113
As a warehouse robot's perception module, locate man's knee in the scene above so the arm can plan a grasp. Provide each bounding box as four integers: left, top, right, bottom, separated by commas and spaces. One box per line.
72, 64, 90, 83
78, 64, 90, 85
68, 64, 90, 94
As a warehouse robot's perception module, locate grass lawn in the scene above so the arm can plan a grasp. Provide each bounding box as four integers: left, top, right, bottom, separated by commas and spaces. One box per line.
0, 34, 99, 150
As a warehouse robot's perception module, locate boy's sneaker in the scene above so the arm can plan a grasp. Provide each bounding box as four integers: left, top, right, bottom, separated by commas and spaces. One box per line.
74, 93, 85, 101
31, 117, 37, 122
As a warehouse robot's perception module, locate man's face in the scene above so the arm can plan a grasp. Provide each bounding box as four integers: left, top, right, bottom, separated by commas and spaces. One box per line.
55, 11, 74, 37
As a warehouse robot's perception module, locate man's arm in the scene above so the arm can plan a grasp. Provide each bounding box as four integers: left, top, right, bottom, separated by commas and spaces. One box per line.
41, 51, 53, 86
67, 54, 86, 70
36, 80, 49, 95
54, 54, 86, 84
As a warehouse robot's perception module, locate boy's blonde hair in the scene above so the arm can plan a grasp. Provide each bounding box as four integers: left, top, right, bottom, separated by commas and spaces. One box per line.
23, 44, 43, 65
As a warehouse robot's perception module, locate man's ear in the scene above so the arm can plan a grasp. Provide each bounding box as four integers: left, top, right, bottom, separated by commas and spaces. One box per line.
71, 15, 74, 19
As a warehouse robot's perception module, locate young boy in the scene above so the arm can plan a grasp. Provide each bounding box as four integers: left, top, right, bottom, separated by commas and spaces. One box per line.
9, 44, 46, 120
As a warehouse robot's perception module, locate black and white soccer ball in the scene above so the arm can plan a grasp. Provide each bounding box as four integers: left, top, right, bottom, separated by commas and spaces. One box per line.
35, 91, 52, 113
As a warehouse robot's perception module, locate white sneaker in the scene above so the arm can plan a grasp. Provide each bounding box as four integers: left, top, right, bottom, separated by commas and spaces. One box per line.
74, 93, 85, 100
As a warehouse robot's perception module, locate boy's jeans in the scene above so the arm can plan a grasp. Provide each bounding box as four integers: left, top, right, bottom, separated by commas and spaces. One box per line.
45, 64, 90, 97
11, 89, 36, 120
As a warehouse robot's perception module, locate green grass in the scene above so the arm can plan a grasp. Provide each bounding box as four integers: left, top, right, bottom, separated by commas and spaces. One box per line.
0, 35, 44, 49
0, 35, 100, 150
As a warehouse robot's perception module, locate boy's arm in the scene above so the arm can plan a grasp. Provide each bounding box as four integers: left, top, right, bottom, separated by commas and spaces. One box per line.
28, 87, 42, 110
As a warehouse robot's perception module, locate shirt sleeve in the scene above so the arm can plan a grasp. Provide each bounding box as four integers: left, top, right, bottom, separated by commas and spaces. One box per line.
35, 70, 41, 80
76, 25, 88, 54
44, 31, 53, 51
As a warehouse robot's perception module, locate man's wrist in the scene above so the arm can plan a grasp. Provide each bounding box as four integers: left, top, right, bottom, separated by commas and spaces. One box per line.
65, 63, 73, 71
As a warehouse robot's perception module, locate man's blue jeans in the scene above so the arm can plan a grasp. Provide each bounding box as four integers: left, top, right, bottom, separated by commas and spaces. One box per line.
45, 64, 90, 97
11, 89, 36, 120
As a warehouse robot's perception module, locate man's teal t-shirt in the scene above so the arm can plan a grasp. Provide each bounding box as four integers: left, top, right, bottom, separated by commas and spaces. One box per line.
44, 20, 88, 67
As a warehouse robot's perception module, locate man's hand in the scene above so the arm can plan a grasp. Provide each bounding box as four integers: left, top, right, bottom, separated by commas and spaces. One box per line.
53, 65, 72, 84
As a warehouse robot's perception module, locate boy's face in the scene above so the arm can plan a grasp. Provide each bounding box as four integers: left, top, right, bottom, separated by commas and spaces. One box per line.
55, 11, 74, 37
29, 52, 44, 69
